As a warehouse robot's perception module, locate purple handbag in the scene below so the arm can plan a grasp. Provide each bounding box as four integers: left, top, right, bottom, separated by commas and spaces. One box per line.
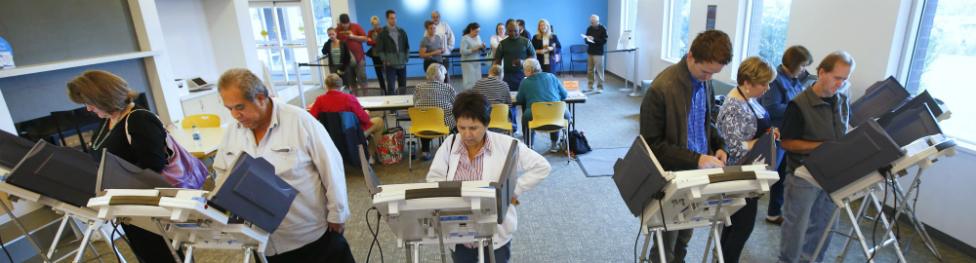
125, 110, 207, 189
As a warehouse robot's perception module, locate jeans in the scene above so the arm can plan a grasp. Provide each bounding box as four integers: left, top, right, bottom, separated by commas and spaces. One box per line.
768, 145, 787, 217
451, 243, 511, 263
384, 66, 406, 95
586, 54, 605, 89
778, 174, 837, 263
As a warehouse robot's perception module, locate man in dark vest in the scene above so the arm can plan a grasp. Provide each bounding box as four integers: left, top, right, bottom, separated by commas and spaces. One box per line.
777, 51, 856, 263
640, 30, 731, 263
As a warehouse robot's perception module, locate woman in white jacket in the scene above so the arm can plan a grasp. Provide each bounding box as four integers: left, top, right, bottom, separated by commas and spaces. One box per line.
427, 91, 551, 263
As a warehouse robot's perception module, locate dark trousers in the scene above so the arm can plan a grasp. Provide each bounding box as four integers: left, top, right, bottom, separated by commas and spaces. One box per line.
122, 224, 179, 263
384, 66, 406, 95
650, 229, 693, 263
503, 71, 524, 132
767, 146, 787, 217
267, 231, 354, 263
370, 55, 387, 94
720, 197, 759, 263
452, 243, 511, 263
421, 138, 432, 154
521, 114, 560, 146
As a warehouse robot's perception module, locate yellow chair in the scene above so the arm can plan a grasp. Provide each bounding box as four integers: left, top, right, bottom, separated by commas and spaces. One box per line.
407, 107, 451, 171
182, 114, 221, 129
488, 104, 513, 134
527, 101, 570, 159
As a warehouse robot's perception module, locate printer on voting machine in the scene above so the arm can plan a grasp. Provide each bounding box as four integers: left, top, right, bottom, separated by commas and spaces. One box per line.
209, 152, 298, 233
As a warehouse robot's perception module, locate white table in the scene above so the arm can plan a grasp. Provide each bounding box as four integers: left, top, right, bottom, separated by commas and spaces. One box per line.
168, 125, 226, 158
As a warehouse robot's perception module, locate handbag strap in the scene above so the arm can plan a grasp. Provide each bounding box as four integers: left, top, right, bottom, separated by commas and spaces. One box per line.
123, 109, 168, 146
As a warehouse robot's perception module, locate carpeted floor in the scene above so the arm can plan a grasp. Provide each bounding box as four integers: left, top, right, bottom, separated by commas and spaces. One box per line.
576, 147, 630, 177
53, 75, 974, 263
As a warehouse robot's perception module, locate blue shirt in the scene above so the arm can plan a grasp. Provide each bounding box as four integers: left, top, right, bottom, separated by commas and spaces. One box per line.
516, 72, 568, 120
687, 75, 708, 155
760, 66, 805, 127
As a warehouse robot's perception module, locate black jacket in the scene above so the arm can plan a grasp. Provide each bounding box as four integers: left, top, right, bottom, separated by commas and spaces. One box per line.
322, 38, 351, 73
639, 57, 725, 171
585, 24, 608, 55
531, 34, 562, 68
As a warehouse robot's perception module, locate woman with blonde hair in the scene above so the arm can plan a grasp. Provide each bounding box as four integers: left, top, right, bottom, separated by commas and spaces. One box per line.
67, 70, 180, 262
531, 19, 561, 73
715, 56, 778, 262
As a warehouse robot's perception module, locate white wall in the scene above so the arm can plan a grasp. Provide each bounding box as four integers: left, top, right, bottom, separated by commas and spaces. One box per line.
202, 0, 262, 75
156, 0, 220, 83
786, 0, 914, 99
0, 91, 13, 133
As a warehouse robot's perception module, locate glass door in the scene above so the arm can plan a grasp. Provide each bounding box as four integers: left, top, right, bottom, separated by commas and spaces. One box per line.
249, 1, 314, 86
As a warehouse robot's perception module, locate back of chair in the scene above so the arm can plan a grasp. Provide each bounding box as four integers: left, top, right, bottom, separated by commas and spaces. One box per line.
317, 112, 367, 166
488, 104, 512, 132
570, 45, 588, 61
182, 114, 221, 129
408, 107, 450, 137
529, 101, 568, 130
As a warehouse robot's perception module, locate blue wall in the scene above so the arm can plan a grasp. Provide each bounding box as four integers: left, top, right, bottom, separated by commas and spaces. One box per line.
353, 0, 609, 78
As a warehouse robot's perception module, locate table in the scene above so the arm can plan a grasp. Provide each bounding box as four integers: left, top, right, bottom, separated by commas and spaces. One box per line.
359, 95, 414, 111
510, 90, 587, 130
169, 125, 226, 158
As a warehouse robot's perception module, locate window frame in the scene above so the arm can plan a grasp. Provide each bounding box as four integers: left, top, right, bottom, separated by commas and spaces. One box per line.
662, 0, 690, 63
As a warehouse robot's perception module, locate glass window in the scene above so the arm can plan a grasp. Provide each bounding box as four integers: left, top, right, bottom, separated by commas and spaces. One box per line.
311, 0, 333, 49
665, 0, 691, 61
745, 0, 793, 66
905, 0, 976, 143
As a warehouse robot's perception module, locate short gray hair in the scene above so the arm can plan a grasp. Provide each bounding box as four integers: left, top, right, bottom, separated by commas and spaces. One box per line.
324, 73, 344, 90
426, 63, 446, 81
522, 58, 542, 75
218, 68, 268, 101
488, 64, 503, 77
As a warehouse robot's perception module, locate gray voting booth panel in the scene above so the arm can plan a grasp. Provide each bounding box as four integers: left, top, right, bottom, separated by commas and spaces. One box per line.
851, 76, 910, 126
805, 120, 903, 194
613, 136, 668, 217
210, 153, 299, 233
96, 151, 172, 193
495, 139, 519, 224
880, 103, 943, 147
0, 129, 33, 169
6, 141, 98, 207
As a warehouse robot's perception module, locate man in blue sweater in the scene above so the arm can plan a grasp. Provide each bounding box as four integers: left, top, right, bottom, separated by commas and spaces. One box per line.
516, 58, 568, 153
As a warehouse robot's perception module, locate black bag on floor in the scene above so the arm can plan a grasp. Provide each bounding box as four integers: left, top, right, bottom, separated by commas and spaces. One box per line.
569, 130, 592, 155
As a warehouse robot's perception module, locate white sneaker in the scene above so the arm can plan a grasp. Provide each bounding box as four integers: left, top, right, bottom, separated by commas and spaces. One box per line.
596, 87, 604, 94
548, 144, 560, 153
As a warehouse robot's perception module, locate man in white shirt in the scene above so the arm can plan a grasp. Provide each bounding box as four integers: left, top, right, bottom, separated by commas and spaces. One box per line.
431, 10, 455, 55
213, 68, 352, 262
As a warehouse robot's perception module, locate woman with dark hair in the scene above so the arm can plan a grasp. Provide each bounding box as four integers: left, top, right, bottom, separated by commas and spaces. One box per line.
426, 91, 551, 263
460, 22, 485, 90
759, 45, 813, 224
67, 70, 179, 263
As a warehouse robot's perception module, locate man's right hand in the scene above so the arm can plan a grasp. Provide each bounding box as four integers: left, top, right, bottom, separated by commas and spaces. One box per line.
698, 154, 725, 169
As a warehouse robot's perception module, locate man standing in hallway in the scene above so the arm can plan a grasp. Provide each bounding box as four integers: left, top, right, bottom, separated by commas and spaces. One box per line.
639, 30, 731, 262
584, 14, 608, 93
375, 9, 409, 95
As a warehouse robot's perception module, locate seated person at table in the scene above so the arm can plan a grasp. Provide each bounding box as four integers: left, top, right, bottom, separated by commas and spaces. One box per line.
472, 64, 512, 105
67, 70, 180, 263
426, 91, 551, 263
414, 63, 458, 160
778, 51, 855, 263
716, 56, 777, 263
308, 73, 385, 162
516, 58, 568, 153
213, 69, 353, 262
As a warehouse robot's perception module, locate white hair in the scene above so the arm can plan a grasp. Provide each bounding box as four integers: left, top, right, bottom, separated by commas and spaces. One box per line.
426, 63, 446, 81
522, 58, 542, 75
591, 14, 600, 21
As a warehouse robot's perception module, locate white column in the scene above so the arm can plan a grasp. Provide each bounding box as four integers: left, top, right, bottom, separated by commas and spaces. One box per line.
0, 91, 14, 134
203, 0, 262, 75
128, 0, 184, 124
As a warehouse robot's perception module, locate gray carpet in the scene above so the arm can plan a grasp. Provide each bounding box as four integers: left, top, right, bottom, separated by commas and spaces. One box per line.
576, 147, 630, 177
51, 75, 974, 263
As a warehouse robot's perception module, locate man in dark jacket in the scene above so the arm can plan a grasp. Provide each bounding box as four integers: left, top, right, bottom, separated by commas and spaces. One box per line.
639, 30, 732, 263
374, 9, 409, 95
584, 15, 608, 93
